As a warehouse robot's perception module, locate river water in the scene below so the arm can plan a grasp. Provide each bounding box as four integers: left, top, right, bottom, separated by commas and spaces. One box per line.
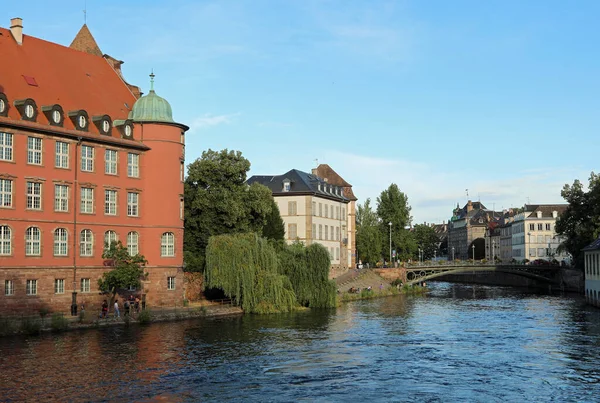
1, 282, 600, 402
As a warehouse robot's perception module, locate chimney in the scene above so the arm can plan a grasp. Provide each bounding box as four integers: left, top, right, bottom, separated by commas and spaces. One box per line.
10, 18, 23, 45
311, 168, 318, 175
466, 200, 473, 213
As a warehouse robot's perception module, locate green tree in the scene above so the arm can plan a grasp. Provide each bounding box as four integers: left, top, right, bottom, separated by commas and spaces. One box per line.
98, 241, 147, 297
412, 224, 439, 260
556, 172, 600, 269
184, 149, 275, 272
376, 184, 415, 261
356, 198, 382, 264
205, 233, 297, 313
262, 199, 285, 242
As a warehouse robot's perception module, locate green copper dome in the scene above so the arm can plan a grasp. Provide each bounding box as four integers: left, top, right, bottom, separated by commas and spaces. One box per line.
128, 73, 175, 123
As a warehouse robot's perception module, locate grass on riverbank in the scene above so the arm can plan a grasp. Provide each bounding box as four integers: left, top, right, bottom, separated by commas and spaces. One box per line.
337, 285, 427, 303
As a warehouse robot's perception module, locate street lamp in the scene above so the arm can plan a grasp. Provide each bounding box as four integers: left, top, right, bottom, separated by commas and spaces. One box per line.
492, 240, 495, 263
472, 244, 475, 263
418, 248, 422, 265
452, 246, 455, 262
388, 222, 392, 266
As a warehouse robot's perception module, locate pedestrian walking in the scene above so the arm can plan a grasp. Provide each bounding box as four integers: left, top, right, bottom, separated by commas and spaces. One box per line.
101, 299, 108, 318
114, 299, 120, 318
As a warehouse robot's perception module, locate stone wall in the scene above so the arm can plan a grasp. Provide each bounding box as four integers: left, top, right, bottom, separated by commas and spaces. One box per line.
0, 266, 185, 316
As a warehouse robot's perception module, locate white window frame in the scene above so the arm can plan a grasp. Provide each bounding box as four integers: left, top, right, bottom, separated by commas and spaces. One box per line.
104, 190, 117, 215
104, 230, 118, 250
167, 276, 176, 290
0, 179, 12, 208
81, 187, 94, 214
54, 184, 69, 212
127, 153, 139, 178
54, 278, 65, 294
81, 145, 94, 172
27, 137, 42, 165
53, 228, 68, 256
161, 232, 175, 257
55, 141, 69, 168
26, 182, 42, 210
127, 231, 139, 256
80, 229, 93, 257
127, 192, 139, 217
4, 280, 14, 296
26, 279, 37, 296
80, 278, 91, 293
288, 224, 297, 240
180, 161, 185, 181
25, 226, 41, 256
0, 132, 13, 161
105, 149, 118, 175
0, 225, 10, 255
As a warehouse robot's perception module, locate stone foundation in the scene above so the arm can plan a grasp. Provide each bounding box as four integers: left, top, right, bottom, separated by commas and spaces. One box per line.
0, 266, 185, 317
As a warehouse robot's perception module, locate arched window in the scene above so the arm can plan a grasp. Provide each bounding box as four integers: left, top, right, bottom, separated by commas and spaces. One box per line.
161, 232, 175, 257
104, 230, 118, 250
80, 229, 93, 256
0, 225, 11, 255
54, 228, 68, 256
25, 226, 41, 256
127, 231, 139, 256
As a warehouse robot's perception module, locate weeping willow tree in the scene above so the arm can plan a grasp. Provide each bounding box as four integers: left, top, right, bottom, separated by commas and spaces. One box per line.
278, 243, 337, 308
205, 233, 297, 314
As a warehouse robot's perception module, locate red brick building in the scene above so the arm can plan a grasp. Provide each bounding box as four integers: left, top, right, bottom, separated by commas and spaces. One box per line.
0, 18, 188, 315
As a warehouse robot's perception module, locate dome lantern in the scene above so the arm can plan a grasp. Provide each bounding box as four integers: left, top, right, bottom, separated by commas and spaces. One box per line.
128, 72, 175, 123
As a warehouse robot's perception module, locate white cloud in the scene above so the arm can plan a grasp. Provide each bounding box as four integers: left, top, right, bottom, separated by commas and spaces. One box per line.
190, 113, 240, 131
320, 151, 586, 225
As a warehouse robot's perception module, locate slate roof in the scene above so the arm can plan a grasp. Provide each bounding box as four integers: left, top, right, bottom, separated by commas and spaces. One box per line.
524, 204, 568, 218
0, 23, 138, 139
247, 169, 350, 202
583, 237, 600, 252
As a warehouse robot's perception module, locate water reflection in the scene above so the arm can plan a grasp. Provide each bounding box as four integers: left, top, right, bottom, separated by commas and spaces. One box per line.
1, 283, 600, 402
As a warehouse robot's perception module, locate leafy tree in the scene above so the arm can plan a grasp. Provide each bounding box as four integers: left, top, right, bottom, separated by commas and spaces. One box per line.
376, 184, 416, 261
98, 241, 147, 297
556, 172, 600, 269
278, 243, 336, 308
356, 198, 383, 264
184, 149, 275, 272
205, 233, 297, 313
412, 224, 439, 260
262, 199, 285, 242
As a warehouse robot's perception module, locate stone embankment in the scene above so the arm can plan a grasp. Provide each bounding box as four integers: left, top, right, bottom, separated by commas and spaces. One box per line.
0, 302, 243, 337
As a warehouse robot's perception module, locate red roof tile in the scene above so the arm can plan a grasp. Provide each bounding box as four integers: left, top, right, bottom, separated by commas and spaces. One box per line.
0, 25, 137, 138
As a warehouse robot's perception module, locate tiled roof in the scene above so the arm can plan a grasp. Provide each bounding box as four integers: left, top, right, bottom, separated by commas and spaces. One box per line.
315, 164, 357, 201
247, 169, 349, 202
0, 24, 137, 138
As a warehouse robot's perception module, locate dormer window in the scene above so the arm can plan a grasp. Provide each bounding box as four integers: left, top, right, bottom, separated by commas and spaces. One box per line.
42, 104, 64, 126
92, 115, 112, 135
552, 211, 558, 218
14, 98, 38, 121
114, 119, 134, 139
318, 183, 322, 192
282, 179, 291, 192
0, 93, 8, 117
537, 211, 542, 218
68, 110, 89, 131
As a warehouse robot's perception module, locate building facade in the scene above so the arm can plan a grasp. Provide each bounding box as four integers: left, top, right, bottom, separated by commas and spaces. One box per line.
511, 204, 568, 263
313, 164, 358, 269
447, 200, 500, 260
0, 19, 187, 315
583, 237, 600, 307
247, 168, 352, 278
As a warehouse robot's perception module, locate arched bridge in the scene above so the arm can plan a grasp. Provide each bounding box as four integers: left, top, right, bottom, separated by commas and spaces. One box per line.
377, 264, 562, 286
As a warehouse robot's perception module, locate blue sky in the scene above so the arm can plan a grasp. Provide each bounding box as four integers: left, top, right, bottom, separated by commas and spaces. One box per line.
6, 1, 600, 224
